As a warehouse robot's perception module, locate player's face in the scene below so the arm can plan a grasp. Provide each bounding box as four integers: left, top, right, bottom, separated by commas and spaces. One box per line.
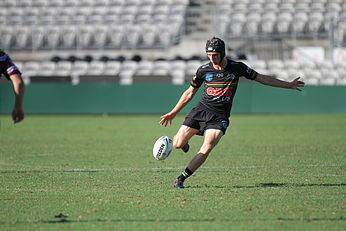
207, 52, 221, 64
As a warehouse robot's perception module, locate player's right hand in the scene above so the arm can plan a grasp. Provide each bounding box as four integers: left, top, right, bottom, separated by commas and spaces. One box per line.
159, 112, 176, 127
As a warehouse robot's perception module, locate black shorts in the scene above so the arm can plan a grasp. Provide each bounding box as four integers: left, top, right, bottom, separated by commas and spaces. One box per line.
183, 106, 229, 136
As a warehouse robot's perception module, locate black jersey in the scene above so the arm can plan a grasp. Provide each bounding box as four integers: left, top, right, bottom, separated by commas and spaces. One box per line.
0, 51, 21, 80
191, 58, 257, 117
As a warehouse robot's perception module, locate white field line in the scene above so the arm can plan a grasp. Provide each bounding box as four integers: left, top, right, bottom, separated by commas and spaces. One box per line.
0, 163, 344, 173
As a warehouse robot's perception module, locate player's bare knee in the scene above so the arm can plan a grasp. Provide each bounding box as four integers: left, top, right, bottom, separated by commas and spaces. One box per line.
173, 142, 186, 149
172, 138, 183, 149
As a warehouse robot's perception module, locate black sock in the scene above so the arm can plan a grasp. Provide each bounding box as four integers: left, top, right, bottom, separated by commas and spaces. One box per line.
178, 167, 193, 181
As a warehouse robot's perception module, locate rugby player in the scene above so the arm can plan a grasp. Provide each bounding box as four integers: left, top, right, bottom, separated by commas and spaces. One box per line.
160, 37, 304, 188
0, 50, 25, 123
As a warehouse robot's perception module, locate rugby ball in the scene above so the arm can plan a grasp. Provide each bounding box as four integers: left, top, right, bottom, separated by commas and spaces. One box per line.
153, 136, 173, 160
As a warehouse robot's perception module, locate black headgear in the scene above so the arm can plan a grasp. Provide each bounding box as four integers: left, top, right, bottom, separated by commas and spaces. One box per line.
205, 37, 226, 61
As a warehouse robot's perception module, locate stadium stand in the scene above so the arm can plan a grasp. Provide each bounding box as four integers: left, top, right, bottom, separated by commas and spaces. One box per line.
1, 0, 346, 86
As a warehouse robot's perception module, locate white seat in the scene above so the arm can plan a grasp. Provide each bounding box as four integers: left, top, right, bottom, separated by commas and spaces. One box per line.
261, 12, 276, 33
305, 69, 322, 79
307, 12, 323, 33
170, 60, 186, 72
14, 26, 30, 48
292, 12, 308, 33
304, 78, 319, 85
76, 25, 93, 48
156, 27, 171, 47
0, 26, 13, 48
299, 60, 316, 69
108, 25, 124, 48
152, 60, 170, 76
45, 25, 61, 48
71, 61, 89, 78
87, 61, 105, 75
39, 61, 56, 76
60, 25, 77, 48
140, 24, 156, 47
249, 60, 266, 70
93, 25, 108, 48
287, 68, 304, 79
55, 61, 72, 76
23, 61, 40, 78
270, 69, 289, 81
336, 78, 346, 85
320, 78, 336, 85
186, 60, 202, 76
245, 12, 261, 35
124, 25, 140, 48
136, 61, 154, 76
284, 60, 299, 69
267, 59, 284, 69
103, 61, 121, 76
276, 12, 292, 33
279, 3, 294, 13
316, 60, 334, 70
229, 13, 246, 35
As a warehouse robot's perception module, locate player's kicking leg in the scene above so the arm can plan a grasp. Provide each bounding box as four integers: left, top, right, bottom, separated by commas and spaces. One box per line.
173, 125, 198, 153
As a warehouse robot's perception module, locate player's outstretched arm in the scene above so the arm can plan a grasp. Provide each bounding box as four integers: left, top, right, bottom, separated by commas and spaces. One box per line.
160, 86, 198, 127
255, 74, 305, 91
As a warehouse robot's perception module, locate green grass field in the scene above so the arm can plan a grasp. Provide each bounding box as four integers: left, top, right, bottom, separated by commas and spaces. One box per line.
0, 114, 345, 231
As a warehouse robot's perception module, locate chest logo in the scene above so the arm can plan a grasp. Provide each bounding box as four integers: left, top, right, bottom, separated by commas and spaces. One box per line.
205, 73, 213, 82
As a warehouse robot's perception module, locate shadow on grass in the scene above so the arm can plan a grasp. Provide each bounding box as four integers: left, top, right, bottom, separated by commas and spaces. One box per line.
1, 216, 344, 225
187, 182, 346, 189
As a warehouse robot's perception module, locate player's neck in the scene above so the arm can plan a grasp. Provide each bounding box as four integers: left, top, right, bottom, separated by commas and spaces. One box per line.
212, 58, 227, 70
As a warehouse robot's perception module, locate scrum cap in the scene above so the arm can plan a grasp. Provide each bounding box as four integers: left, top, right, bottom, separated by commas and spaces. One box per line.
205, 37, 226, 60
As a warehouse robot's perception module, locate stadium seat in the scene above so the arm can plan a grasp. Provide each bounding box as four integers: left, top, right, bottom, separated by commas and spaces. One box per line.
152, 60, 170, 76
45, 26, 61, 49
287, 68, 304, 80
76, 26, 94, 48
304, 78, 319, 85
276, 12, 292, 33
39, 61, 56, 76
22, 61, 40, 79
108, 25, 124, 48
307, 12, 324, 33
319, 78, 336, 85
92, 25, 109, 48
229, 12, 246, 36
136, 61, 154, 76
0, 26, 13, 48
54, 61, 72, 76
13, 26, 30, 48
31, 26, 45, 49
284, 60, 300, 69
245, 12, 261, 35
336, 77, 346, 85
103, 61, 121, 76
186, 60, 202, 76
86, 61, 106, 76
249, 60, 266, 70
292, 12, 308, 33
71, 61, 89, 78
267, 59, 284, 69
260, 12, 276, 33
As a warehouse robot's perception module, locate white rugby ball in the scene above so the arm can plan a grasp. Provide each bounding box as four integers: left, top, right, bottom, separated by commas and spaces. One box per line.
153, 136, 173, 160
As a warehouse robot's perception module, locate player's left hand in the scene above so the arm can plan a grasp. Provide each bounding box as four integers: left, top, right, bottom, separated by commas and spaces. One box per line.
290, 77, 305, 91
12, 107, 24, 123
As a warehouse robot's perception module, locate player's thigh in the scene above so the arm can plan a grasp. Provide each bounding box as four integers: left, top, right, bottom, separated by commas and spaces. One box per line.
173, 125, 199, 148
199, 129, 224, 155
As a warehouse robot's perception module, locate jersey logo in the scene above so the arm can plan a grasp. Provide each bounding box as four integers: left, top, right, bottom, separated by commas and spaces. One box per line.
221, 120, 228, 129
205, 73, 213, 82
